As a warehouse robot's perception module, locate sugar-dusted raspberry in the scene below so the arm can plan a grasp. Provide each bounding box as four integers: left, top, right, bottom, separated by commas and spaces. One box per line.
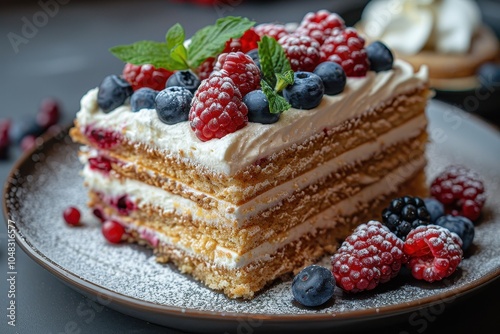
189, 71, 248, 141
278, 34, 321, 72
254, 23, 289, 41
331, 221, 406, 293
296, 10, 345, 44
224, 28, 261, 54
214, 52, 260, 96
320, 28, 369, 77
404, 225, 463, 282
196, 57, 216, 81
122, 63, 173, 91
430, 165, 486, 222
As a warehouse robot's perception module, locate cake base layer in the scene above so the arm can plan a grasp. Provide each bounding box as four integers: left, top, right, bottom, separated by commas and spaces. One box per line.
88, 169, 427, 299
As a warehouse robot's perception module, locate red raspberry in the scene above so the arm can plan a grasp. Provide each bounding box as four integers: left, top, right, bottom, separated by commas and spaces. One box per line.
224, 28, 261, 53
297, 10, 345, 44
37, 98, 61, 129
320, 28, 369, 77
331, 221, 407, 293
189, 71, 248, 141
404, 225, 463, 282
214, 52, 260, 96
122, 63, 173, 91
278, 34, 321, 72
0, 119, 11, 160
196, 57, 216, 81
254, 23, 289, 41
430, 165, 486, 222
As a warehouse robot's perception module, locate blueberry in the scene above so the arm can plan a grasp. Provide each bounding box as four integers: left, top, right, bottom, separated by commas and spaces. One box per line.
477, 62, 500, 89
283, 72, 324, 110
97, 75, 133, 113
424, 197, 445, 223
166, 70, 201, 94
155, 87, 193, 125
313, 61, 346, 95
243, 90, 280, 124
366, 41, 394, 72
292, 265, 335, 307
130, 88, 158, 112
436, 215, 475, 251
246, 49, 261, 70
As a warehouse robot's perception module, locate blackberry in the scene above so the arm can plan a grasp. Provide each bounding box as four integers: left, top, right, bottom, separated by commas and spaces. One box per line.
382, 196, 431, 240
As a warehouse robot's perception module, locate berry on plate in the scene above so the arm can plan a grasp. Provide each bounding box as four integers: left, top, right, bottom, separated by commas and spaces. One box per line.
97, 75, 133, 113
423, 197, 445, 223
292, 265, 335, 307
404, 225, 463, 282
430, 165, 486, 222
320, 28, 369, 77
313, 61, 346, 95
102, 220, 125, 244
189, 71, 248, 141
283, 71, 324, 110
278, 34, 321, 72
243, 90, 280, 124
122, 63, 173, 91
436, 215, 475, 251
63, 206, 81, 226
155, 87, 193, 125
37, 98, 61, 130
366, 41, 394, 72
166, 70, 201, 94
331, 221, 406, 293
130, 88, 158, 112
215, 52, 261, 96
382, 196, 431, 240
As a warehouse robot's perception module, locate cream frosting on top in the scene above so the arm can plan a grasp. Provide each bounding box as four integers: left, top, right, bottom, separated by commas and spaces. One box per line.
76, 59, 427, 176
360, 0, 481, 55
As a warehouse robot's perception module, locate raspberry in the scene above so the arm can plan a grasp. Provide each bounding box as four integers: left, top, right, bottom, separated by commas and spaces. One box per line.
254, 23, 288, 41
296, 10, 345, 44
224, 28, 260, 53
214, 52, 260, 96
122, 63, 173, 91
189, 71, 248, 141
430, 165, 486, 222
278, 34, 321, 72
382, 196, 431, 240
331, 221, 406, 293
404, 225, 463, 282
37, 98, 61, 130
320, 28, 369, 77
196, 57, 216, 81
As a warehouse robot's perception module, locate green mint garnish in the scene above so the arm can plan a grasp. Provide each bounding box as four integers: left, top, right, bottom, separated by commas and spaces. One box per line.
257, 36, 294, 114
109, 16, 255, 72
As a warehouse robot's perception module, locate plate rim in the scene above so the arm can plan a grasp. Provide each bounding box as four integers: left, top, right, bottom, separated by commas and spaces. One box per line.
3, 102, 500, 326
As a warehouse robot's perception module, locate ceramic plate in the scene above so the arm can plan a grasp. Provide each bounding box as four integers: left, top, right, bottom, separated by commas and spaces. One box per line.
3, 100, 500, 333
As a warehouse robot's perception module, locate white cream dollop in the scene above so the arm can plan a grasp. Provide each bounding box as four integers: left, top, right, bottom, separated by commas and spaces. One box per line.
361, 0, 481, 54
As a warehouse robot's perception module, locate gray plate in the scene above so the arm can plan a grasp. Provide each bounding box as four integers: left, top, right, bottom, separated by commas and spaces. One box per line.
3, 100, 500, 333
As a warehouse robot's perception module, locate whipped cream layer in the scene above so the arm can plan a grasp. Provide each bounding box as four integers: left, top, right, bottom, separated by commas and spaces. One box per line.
84, 157, 425, 269
81, 113, 427, 226
361, 0, 481, 54
76, 60, 427, 175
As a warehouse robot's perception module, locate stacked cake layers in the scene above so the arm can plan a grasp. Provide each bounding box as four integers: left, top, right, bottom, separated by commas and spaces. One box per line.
70, 60, 429, 298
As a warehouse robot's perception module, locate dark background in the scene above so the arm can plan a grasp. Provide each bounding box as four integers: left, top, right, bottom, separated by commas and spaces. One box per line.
1, 0, 499, 333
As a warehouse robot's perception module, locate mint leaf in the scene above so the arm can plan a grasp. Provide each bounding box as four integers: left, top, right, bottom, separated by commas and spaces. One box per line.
110, 41, 175, 69
187, 16, 255, 68
261, 79, 291, 114
275, 70, 294, 92
166, 23, 185, 50
258, 36, 292, 87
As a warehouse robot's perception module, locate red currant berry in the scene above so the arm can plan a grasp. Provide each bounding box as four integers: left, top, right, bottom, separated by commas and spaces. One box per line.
102, 220, 125, 244
63, 206, 81, 226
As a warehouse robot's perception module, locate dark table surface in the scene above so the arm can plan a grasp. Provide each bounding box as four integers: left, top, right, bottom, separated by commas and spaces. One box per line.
1, 1, 499, 333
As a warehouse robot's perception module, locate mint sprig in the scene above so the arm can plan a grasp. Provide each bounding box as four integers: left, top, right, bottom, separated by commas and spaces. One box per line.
257, 36, 294, 114
109, 16, 255, 72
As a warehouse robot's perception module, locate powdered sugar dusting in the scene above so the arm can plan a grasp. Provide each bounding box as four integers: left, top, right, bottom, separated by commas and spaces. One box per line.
4, 101, 500, 318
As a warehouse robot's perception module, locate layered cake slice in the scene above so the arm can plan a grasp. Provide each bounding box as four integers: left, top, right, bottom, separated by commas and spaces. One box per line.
70, 11, 430, 298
